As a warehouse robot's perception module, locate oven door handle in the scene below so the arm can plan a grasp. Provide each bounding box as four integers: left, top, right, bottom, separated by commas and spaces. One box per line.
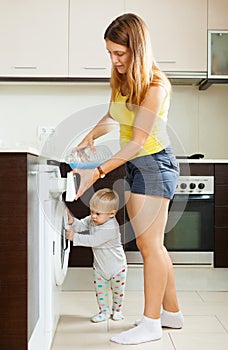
174, 194, 214, 201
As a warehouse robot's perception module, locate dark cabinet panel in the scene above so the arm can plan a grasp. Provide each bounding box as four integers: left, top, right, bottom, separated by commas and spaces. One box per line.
215, 185, 228, 206
214, 227, 228, 267
215, 206, 228, 226
0, 153, 38, 350
214, 164, 228, 184
180, 163, 214, 176
63, 161, 228, 268
0, 154, 27, 350
214, 164, 228, 268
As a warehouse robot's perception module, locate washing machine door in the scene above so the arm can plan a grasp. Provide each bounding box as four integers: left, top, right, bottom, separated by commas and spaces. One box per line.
53, 199, 70, 286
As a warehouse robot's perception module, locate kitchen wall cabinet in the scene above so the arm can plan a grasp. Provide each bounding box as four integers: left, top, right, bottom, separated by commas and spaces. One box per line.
0, 0, 210, 79
69, 0, 125, 78
208, 0, 228, 29
0, 0, 68, 77
0, 152, 39, 350
125, 0, 207, 72
208, 30, 228, 78
214, 164, 228, 267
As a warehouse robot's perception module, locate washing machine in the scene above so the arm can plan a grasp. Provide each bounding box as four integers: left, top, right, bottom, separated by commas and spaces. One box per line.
29, 162, 70, 350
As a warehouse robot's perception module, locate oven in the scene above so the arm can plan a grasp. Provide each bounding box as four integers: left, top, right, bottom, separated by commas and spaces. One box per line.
125, 176, 214, 266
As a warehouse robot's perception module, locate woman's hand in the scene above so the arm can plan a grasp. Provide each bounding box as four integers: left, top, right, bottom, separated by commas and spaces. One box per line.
71, 137, 95, 159
72, 167, 100, 200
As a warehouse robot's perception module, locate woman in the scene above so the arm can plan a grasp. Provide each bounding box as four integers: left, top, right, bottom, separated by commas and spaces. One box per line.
72, 13, 184, 345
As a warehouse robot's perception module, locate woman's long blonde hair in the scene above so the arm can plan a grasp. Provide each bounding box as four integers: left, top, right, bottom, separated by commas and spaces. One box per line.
104, 13, 171, 106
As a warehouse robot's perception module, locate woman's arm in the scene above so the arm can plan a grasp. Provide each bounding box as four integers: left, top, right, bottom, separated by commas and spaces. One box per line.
75, 112, 117, 150
95, 85, 167, 173
73, 85, 167, 199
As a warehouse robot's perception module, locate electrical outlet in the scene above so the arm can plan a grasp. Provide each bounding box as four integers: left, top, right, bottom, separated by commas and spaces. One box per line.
38, 126, 55, 138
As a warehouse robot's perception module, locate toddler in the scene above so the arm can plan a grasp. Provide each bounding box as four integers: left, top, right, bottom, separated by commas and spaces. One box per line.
66, 188, 127, 323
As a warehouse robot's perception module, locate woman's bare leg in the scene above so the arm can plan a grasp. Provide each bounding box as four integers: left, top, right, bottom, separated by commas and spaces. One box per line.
111, 192, 180, 344
126, 192, 179, 317
162, 246, 180, 312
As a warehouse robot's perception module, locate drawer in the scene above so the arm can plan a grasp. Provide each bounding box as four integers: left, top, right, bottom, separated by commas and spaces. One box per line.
215, 185, 228, 205
215, 227, 228, 252
215, 164, 228, 185
180, 163, 214, 176
215, 206, 228, 227
214, 227, 228, 268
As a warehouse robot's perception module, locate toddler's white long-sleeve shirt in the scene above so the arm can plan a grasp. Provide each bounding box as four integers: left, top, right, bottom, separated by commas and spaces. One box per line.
72, 216, 127, 280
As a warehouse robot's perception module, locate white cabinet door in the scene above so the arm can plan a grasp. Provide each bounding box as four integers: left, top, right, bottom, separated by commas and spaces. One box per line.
0, 0, 68, 77
125, 0, 207, 72
69, 0, 125, 78
208, 0, 228, 29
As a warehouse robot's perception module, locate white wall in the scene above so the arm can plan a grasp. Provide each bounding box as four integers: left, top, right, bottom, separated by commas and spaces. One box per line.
0, 83, 228, 159
168, 84, 228, 158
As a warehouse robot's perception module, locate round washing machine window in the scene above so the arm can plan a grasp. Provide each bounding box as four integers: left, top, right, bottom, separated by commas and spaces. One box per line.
53, 199, 71, 286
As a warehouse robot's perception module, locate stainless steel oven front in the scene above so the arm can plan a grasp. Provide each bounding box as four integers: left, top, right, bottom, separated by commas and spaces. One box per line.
125, 176, 214, 266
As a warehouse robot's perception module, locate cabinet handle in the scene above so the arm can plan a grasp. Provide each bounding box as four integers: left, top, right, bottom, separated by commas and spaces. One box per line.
82, 67, 107, 70
13, 66, 37, 70
157, 60, 176, 64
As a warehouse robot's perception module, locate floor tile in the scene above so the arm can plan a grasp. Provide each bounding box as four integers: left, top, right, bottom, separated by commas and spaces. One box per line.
181, 300, 228, 316
216, 313, 228, 332
51, 331, 111, 350
52, 332, 175, 350
170, 333, 228, 350
52, 291, 228, 350
197, 291, 228, 302
52, 317, 175, 350
176, 315, 227, 333
177, 291, 204, 302
55, 315, 108, 333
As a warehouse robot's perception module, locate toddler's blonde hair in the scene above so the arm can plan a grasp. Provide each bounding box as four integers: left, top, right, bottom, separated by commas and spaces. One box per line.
89, 188, 119, 213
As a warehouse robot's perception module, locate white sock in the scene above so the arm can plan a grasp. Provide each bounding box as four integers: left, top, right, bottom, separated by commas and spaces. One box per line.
134, 317, 141, 326
111, 315, 162, 345
112, 311, 124, 321
135, 310, 184, 329
161, 310, 184, 328
91, 312, 110, 323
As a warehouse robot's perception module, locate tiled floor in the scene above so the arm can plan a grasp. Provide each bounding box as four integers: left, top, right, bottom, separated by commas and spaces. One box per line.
51, 291, 228, 349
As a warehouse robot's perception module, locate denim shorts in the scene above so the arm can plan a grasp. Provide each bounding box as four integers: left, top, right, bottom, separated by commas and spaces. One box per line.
125, 147, 179, 199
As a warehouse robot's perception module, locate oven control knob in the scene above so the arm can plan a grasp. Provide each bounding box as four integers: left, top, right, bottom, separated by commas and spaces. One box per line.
198, 183, 205, 190
180, 183, 187, 189
189, 183, 196, 189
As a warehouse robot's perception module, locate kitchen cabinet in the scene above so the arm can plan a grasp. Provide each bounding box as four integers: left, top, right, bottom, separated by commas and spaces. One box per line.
208, 30, 228, 78
0, 0, 210, 79
125, 0, 207, 72
64, 165, 126, 266
69, 0, 125, 78
0, 0, 68, 77
65, 161, 228, 268
214, 164, 228, 267
181, 162, 228, 268
208, 0, 228, 29
0, 152, 39, 350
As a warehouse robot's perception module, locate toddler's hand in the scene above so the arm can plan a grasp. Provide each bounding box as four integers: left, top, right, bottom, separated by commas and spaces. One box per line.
66, 207, 74, 225
66, 228, 74, 241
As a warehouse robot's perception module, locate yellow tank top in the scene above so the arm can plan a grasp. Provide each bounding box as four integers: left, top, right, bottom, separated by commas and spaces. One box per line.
109, 92, 170, 158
